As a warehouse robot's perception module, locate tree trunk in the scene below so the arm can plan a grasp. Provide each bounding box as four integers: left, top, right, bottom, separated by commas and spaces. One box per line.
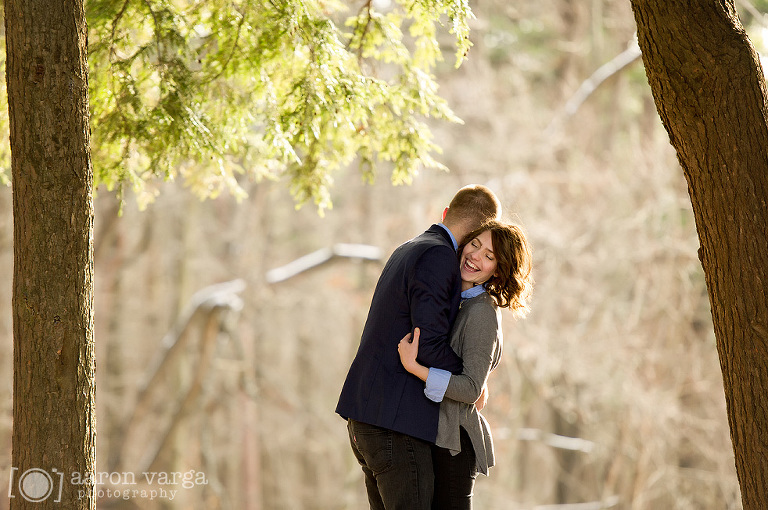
6, 0, 95, 507
630, 1, 768, 508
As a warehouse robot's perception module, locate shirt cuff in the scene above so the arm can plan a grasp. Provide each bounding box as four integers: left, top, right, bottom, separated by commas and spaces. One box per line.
424, 368, 451, 402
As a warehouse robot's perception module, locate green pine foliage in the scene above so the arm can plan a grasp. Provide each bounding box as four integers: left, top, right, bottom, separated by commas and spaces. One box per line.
4, 0, 473, 210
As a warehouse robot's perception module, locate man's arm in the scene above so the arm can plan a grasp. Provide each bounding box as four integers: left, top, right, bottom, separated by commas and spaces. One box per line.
399, 329, 453, 402
440, 306, 498, 404
408, 245, 463, 374
399, 306, 499, 405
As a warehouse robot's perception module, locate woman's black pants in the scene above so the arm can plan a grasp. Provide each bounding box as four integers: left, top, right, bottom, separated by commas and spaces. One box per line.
431, 427, 478, 510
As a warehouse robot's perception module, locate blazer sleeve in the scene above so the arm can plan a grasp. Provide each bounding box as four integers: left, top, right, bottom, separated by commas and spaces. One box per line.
409, 245, 463, 374
443, 303, 500, 404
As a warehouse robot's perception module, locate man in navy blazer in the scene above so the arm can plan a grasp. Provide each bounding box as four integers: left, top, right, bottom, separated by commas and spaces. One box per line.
336, 184, 501, 510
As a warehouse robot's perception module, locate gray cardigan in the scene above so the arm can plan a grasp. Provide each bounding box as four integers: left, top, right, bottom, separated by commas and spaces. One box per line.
435, 291, 502, 475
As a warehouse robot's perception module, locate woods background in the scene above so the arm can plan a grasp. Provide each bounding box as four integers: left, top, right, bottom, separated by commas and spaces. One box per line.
1, 0, 761, 508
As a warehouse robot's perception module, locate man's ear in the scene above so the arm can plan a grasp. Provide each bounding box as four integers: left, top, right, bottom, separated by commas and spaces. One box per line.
442, 207, 449, 221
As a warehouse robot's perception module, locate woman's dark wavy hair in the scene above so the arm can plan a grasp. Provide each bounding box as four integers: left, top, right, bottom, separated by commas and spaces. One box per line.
459, 220, 533, 317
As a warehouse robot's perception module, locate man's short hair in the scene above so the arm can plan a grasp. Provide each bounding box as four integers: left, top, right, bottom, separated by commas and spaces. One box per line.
444, 184, 501, 232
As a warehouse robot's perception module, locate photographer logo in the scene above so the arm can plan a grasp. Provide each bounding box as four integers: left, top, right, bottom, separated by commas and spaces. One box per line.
8, 467, 64, 503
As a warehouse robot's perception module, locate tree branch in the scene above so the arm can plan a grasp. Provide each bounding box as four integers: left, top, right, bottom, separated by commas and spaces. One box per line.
204, 8, 247, 84
546, 37, 642, 134
109, 0, 132, 60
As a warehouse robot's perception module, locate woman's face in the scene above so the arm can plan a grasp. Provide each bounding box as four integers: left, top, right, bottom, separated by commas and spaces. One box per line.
460, 230, 497, 287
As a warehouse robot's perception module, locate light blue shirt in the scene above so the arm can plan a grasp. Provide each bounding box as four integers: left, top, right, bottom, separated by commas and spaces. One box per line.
437, 223, 458, 251
424, 285, 487, 402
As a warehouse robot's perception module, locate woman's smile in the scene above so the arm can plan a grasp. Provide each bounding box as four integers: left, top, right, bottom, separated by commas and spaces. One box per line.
463, 259, 480, 272
460, 230, 498, 290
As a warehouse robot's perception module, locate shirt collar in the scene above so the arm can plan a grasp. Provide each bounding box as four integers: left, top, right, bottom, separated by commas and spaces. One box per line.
437, 223, 458, 251
461, 284, 486, 300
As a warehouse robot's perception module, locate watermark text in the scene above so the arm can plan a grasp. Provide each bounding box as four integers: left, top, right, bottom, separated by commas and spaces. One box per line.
8, 468, 208, 503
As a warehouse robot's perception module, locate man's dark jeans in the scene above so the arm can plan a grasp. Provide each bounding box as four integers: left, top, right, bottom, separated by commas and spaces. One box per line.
348, 419, 434, 510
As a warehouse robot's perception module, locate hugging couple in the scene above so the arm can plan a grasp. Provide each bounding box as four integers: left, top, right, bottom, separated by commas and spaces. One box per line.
336, 184, 533, 509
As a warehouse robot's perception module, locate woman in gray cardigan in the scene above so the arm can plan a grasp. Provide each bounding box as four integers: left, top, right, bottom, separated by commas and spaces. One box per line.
399, 220, 533, 509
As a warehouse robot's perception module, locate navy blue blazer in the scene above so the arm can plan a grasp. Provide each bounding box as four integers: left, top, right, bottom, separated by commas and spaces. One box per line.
336, 224, 464, 443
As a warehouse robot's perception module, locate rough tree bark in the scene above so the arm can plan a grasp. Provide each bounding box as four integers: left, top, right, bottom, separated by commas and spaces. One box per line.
630, 1, 768, 508
6, 0, 95, 508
